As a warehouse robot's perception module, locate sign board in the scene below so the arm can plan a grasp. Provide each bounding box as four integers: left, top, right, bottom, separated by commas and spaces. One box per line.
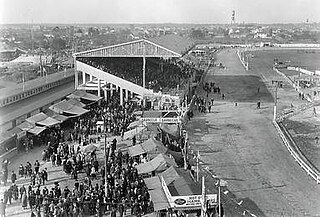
140, 118, 181, 123
171, 194, 217, 208
160, 176, 217, 209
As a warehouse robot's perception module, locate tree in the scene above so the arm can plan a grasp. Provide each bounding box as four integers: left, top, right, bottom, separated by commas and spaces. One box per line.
51, 37, 66, 51
190, 29, 205, 39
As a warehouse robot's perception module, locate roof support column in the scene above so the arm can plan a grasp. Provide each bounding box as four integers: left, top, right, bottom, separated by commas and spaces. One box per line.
82, 71, 86, 85
104, 88, 107, 101
120, 87, 123, 105
125, 89, 128, 102
142, 56, 146, 89
74, 57, 78, 89
98, 78, 101, 97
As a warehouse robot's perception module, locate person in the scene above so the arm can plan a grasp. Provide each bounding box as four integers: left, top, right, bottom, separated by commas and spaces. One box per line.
34, 160, 40, 174
10, 171, 17, 184
257, 101, 261, 109
0, 199, 5, 217
19, 185, 26, 202
18, 164, 24, 177
22, 192, 28, 209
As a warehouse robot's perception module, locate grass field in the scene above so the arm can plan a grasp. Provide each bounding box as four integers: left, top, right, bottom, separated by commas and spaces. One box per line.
250, 49, 320, 71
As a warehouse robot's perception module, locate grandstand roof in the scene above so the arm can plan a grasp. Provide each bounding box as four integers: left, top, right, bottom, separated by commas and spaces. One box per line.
73, 39, 181, 58
148, 35, 195, 56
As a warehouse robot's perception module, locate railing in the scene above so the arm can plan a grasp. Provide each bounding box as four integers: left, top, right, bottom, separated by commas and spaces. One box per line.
236, 50, 248, 70
273, 120, 320, 184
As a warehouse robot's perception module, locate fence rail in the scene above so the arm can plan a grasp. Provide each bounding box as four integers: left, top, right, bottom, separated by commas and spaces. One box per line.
273, 120, 320, 184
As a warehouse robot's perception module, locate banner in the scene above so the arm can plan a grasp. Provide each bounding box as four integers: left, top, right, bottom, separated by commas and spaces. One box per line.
160, 176, 217, 209
140, 117, 181, 123
171, 194, 217, 208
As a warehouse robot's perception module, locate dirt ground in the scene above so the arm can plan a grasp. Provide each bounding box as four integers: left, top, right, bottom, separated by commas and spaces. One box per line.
186, 49, 320, 217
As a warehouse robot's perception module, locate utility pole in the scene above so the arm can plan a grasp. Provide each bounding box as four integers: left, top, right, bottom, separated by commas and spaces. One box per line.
201, 176, 207, 217
183, 130, 188, 170
218, 179, 221, 217
104, 134, 108, 198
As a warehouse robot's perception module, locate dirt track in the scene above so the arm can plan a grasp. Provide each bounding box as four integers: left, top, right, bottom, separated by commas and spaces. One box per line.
187, 49, 320, 217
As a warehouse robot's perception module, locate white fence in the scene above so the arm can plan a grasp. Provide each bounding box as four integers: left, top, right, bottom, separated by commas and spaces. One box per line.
273, 44, 320, 48
236, 50, 248, 70
287, 66, 315, 76
273, 121, 320, 184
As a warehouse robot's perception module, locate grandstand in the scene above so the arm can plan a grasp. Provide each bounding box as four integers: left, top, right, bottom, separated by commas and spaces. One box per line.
73, 38, 203, 107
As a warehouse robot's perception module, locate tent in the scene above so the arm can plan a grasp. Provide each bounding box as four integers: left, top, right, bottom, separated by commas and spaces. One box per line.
24, 112, 60, 127
141, 137, 167, 155
67, 90, 102, 102
66, 98, 86, 108
28, 126, 46, 135
128, 144, 145, 157
48, 113, 70, 123
160, 124, 180, 137
25, 112, 48, 125
123, 126, 145, 140
149, 188, 170, 211
144, 176, 162, 190
127, 120, 144, 129
49, 100, 89, 116
37, 117, 60, 127
127, 137, 167, 157
135, 153, 177, 175
17, 121, 35, 131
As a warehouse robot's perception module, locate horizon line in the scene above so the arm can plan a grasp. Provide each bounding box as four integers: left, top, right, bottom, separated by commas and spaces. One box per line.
0, 21, 319, 26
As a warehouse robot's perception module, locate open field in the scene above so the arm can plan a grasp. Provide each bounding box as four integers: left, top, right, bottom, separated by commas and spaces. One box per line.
187, 49, 320, 217
248, 49, 320, 71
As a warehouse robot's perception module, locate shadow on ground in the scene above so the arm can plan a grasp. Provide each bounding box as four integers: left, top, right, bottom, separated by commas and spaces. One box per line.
212, 75, 274, 103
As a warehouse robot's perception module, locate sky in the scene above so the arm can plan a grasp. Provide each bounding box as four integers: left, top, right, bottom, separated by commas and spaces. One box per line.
0, 0, 320, 24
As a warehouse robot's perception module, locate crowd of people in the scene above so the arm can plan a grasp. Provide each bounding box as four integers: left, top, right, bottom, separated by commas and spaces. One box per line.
0, 95, 158, 217
77, 57, 203, 93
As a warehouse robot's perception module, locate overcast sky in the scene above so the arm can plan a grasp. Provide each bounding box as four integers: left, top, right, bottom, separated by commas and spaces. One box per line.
1, 0, 320, 24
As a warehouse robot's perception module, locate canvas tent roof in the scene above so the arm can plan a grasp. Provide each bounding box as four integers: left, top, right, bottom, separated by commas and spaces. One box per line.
128, 120, 144, 129
128, 144, 145, 157
128, 137, 167, 157
47, 113, 70, 123
135, 153, 177, 175
144, 176, 162, 190
25, 112, 48, 125
37, 117, 60, 127
149, 188, 170, 211
49, 100, 89, 116
67, 90, 102, 102
17, 121, 35, 131
28, 126, 46, 135
66, 98, 86, 108
160, 124, 179, 137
